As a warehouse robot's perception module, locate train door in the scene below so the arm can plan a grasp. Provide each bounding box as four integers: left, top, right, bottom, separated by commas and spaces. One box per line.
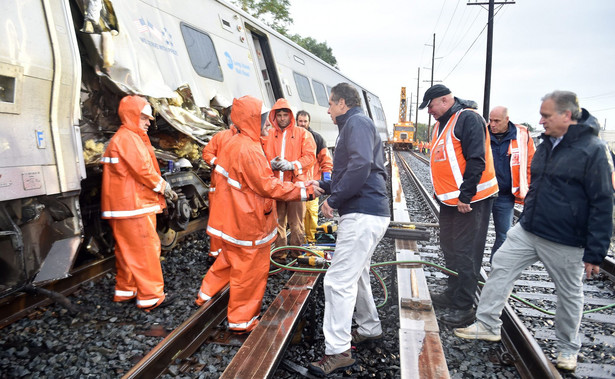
245, 27, 283, 109
362, 90, 374, 120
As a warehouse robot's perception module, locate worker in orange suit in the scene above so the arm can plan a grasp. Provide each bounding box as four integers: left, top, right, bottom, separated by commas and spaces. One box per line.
296, 110, 333, 243
101, 95, 178, 311
202, 124, 238, 258
262, 99, 316, 255
195, 95, 321, 333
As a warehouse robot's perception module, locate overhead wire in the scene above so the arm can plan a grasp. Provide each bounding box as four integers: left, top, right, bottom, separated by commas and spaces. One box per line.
442, 4, 506, 81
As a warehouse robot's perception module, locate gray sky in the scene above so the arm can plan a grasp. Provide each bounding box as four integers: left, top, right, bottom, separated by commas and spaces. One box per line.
290, 0, 615, 134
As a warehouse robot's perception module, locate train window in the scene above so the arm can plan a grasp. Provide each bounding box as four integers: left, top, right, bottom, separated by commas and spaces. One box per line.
180, 23, 224, 81
326, 85, 332, 97
0, 75, 15, 103
312, 80, 328, 107
293, 72, 314, 104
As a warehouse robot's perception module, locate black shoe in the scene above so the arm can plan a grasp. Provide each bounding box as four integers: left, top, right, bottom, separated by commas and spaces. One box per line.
143, 294, 175, 312
431, 292, 455, 309
439, 308, 476, 328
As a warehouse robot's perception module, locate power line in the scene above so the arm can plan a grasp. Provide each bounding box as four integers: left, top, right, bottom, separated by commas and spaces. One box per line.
442, 22, 488, 80
580, 91, 615, 100
436, 8, 482, 73
441, 4, 504, 83
591, 106, 615, 112
436, 0, 461, 56
432, 0, 450, 35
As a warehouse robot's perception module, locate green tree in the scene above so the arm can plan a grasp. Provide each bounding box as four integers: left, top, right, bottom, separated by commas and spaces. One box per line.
231, 0, 338, 68
286, 34, 338, 68
414, 122, 430, 142
520, 122, 535, 132
233, 0, 293, 34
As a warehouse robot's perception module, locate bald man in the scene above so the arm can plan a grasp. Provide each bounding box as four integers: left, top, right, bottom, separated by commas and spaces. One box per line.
488, 106, 535, 260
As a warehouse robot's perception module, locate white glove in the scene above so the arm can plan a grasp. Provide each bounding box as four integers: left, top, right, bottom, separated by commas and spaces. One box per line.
270, 157, 282, 171
271, 157, 294, 171
164, 183, 178, 201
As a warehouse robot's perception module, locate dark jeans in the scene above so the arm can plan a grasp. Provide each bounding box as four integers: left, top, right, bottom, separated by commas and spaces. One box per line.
439, 197, 494, 309
491, 195, 515, 259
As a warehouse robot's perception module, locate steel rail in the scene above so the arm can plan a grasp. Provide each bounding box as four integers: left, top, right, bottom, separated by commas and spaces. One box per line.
123, 285, 230, 379
221, 272, 320, 378
0, 256, 116, 328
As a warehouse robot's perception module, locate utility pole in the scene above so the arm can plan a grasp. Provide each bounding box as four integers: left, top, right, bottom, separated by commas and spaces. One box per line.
409, 92, 413, 123
468, 0, 515, 120
415, 67, 420, 127
427, 33, 435, 138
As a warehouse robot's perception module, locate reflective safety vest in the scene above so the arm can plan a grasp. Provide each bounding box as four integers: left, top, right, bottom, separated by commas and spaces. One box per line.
430, 109, 498, 206
509, 124, 535, 204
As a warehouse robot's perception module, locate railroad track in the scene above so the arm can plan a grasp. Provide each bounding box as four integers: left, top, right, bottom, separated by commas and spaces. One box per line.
122, 269, 320, 378
0, 256, 116, 328
397, 150, 615, 378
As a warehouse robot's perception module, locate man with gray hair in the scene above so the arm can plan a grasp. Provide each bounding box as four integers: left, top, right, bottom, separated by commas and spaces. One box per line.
308, 82, 390, 376
455, 91, 614, 371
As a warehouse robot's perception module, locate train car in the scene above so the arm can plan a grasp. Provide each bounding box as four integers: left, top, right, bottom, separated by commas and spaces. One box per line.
0, 0, 387, 300
390, 121, 416, 150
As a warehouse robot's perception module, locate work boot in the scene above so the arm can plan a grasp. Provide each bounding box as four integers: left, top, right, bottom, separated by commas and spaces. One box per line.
351, 329, 383, 345
142, 294, 175, 312
308, 349, 355, 376
454, 321, 501, 341
556, 352, 578, 371
439, 308, 476, 328
271, 250, 288, 264
430, 292, 456, 309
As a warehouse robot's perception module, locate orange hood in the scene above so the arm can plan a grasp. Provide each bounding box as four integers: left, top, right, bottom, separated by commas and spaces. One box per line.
267, 98, 295, 132
231, 96, 263, 142
118, 95, 150, 142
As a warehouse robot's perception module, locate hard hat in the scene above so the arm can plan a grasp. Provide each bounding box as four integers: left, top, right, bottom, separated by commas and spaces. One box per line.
141, 104, 155, 120
176, 158, 192, 169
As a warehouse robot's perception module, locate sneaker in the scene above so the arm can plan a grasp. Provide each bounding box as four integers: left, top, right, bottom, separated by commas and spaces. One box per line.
556, 352, 577, 370
454, 321, 501, 341
308, 349, 355, 376
351, 329, 383, 345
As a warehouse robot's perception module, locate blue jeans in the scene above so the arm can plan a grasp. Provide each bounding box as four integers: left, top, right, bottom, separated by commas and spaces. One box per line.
491, 195, 515, 258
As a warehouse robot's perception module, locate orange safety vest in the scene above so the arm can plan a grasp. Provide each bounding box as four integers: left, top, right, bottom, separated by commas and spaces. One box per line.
430, 109, 498, 206
509, 124, 535, 204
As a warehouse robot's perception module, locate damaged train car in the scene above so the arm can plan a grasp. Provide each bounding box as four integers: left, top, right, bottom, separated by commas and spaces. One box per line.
0, 0, 388, 300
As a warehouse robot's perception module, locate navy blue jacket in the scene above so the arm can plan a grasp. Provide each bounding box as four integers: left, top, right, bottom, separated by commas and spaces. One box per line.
490, 122, 517, 199
519, 109, 614, 264
320, 107, 390, 217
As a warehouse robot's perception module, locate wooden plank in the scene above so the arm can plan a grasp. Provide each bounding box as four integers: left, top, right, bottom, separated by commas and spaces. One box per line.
220, 272, 320, 379
391, 154, 450, 378
399, 330, 449, 379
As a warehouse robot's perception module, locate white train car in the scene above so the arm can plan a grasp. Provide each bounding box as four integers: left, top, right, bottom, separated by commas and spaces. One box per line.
0, 0, 387, 299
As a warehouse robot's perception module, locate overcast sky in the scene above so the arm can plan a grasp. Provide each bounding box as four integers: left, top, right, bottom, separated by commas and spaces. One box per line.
289, 0, 615, 135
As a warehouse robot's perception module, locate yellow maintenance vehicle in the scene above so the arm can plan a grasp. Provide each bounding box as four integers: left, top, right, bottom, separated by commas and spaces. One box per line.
390, 87, 416, 150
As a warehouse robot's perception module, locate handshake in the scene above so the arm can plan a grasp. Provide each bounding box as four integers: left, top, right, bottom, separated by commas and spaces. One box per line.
303, 180, 325, 198
270, 157, 294, 172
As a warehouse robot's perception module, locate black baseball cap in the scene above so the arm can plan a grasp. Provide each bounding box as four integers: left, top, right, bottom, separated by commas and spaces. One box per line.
419, 84, 452, 109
